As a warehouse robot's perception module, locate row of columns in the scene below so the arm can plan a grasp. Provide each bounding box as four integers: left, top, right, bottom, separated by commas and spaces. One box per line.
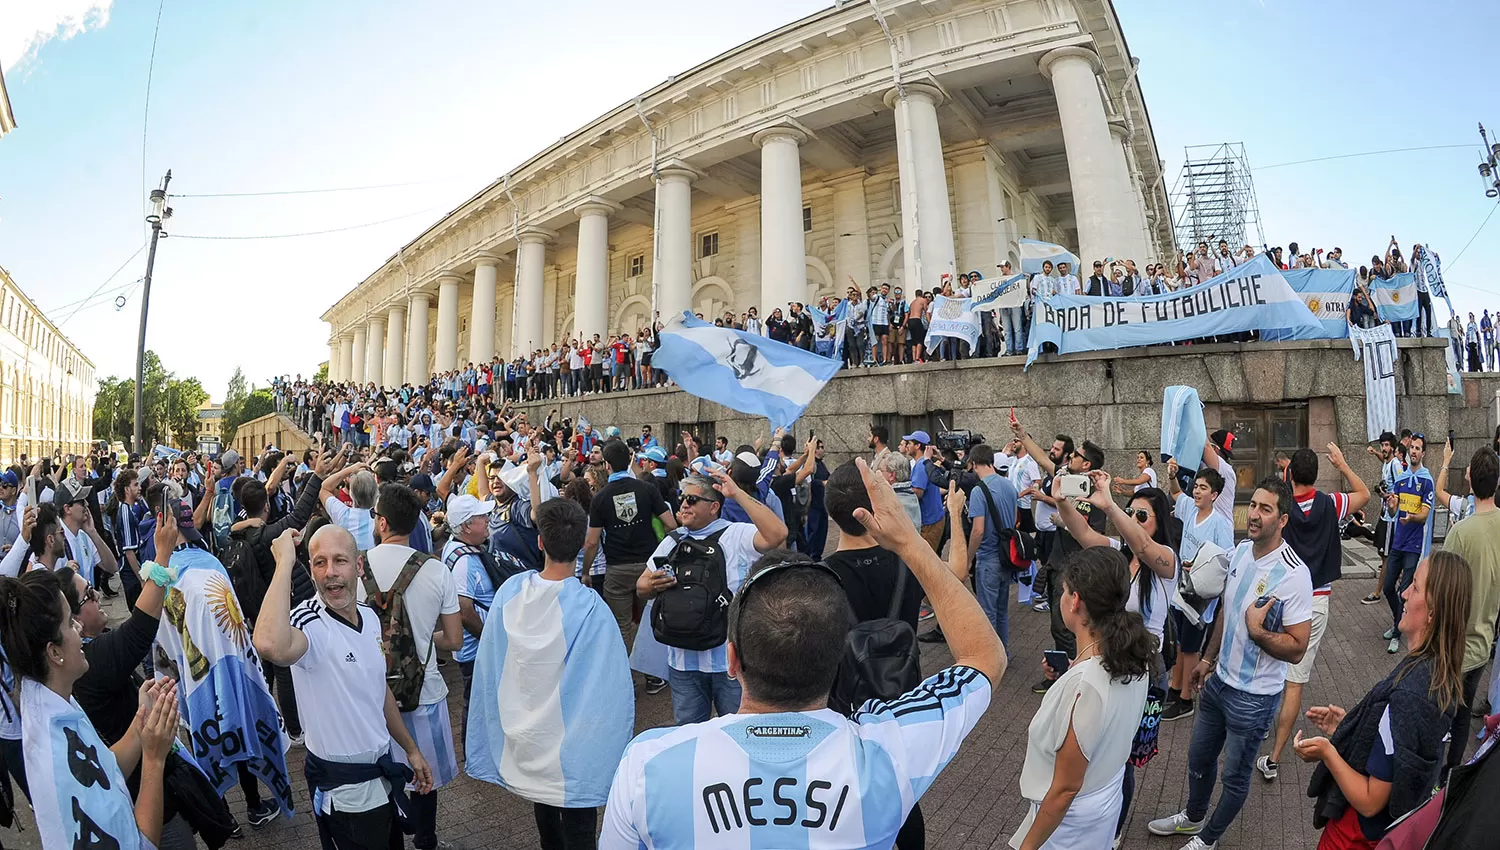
329, 47, 1141, 385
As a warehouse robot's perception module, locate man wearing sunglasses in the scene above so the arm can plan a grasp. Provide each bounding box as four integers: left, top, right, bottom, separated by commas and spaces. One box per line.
603, 460, 1004, 850
636, 469, 787, 725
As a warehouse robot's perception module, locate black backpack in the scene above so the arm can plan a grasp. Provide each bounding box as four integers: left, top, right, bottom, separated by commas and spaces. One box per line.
223, 530, 269, 624
443, 544, 530, 606
650, 529, 731, 651
828, 561, 921, 716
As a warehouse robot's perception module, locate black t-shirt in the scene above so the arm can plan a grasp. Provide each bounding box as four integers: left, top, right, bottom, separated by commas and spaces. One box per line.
589, 477, 669, 563
823, 546, 922, 630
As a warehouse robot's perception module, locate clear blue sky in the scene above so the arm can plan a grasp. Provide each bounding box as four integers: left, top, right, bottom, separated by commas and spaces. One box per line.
1, 0, 1495, 398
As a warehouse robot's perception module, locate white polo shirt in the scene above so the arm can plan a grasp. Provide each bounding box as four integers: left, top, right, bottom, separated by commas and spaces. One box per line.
290, 598, 391, 814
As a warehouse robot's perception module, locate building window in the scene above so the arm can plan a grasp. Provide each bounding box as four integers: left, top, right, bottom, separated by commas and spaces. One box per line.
699, 232, 719, 258
628, 254, 645, 277
803, 206, 813, 233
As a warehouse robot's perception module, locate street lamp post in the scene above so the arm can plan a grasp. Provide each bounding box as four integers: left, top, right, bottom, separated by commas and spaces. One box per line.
134, 170, 172, 454
1477, 124, 1500, 198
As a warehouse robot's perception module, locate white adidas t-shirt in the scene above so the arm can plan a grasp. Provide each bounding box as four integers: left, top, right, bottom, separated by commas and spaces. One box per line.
1215, 541, 1314, 695
290, 599, 391, 814
360, 544, 459, 706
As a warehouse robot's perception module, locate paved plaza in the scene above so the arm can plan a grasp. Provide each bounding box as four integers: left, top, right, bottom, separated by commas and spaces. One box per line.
2, 539, 1478, 849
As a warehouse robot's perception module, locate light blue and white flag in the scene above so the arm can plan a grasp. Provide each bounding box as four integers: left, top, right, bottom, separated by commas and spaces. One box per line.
1026, 253, 1321, 367
23, 678, 151, 850
1020, 238, 1079, 275
1369, 273, 1419, 322
1161, 386, 1206, 471
1262, 269, 1355, 341
1414, 244, 1453, 312
971, 274, 1030, 311
652, 312, 841, 430
924, 295, 981, 351
157, 546, 293, 815
808, 299, 850, 358
466, 571, 634, 808
1436, 329, 1464, 395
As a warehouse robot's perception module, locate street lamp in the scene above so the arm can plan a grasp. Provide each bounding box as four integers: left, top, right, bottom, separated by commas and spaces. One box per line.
1478, 124, 1500, 199
134, 170, 172, 454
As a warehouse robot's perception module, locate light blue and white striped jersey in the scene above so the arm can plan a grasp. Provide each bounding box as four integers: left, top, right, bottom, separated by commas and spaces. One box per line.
599, 666, 991, 850
1174, 494, 1234, 564
1215, 541, 1314, 695
325, 496, 376, 551
647, 519, 761, 673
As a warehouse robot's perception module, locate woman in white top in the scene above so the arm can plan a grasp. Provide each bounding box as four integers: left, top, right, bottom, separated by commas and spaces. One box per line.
1013, 547, 1154, 850
1112, 451, 1159, 495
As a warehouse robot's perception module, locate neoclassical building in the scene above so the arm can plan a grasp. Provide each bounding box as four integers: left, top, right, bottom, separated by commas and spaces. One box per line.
0, 266, 96, 466
322, 0, 1171, 385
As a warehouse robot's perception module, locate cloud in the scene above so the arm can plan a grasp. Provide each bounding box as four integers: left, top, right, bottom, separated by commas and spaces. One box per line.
0, 1, 115, 73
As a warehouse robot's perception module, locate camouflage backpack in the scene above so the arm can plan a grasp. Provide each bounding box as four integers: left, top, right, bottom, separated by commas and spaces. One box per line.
358, 549, 434, 713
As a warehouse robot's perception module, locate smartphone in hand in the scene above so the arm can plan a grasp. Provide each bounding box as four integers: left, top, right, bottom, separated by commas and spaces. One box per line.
1044, 650, 1070, 675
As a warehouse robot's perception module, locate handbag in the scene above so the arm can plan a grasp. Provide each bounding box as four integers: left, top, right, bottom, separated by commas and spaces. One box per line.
1129, 687, 1165, 768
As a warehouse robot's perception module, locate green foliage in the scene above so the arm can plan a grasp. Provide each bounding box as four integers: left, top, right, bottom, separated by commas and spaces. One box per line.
314, 362, 328, 383
90, 351, 209, 449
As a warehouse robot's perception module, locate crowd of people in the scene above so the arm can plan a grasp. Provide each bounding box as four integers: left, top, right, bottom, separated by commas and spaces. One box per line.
4, 383, 1500, 849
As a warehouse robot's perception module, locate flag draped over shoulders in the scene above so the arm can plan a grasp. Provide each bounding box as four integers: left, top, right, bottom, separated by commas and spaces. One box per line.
466, 572, 634, 808
156, 546, 293, 814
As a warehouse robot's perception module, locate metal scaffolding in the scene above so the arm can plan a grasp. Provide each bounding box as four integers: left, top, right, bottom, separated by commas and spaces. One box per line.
1169, 142, 1264, 252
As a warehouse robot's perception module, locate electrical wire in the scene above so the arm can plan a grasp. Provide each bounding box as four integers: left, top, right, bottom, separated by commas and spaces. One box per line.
51, 243, 148, 327
140, 0, 167, 226
170, 206, 440, 240
1445, 201, 1499, 272
1256, 144, 1475, 171
170, 177, 465, 199
45, 278, 143, 315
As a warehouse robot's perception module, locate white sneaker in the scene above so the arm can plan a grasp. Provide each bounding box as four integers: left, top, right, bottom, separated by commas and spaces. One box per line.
1256, 754, 1278, 780
1388, 637, 1401, 654
1179, 838, 1216, 850
1147, 810, 1205, 836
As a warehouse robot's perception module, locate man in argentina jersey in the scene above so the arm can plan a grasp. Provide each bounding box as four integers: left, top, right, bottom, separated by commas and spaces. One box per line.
601, 458, 1006, 849
1149, 477, 1312, 850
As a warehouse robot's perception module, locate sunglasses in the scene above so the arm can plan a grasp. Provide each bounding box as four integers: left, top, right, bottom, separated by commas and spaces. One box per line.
681, 493, 720, 508
1126, 508, 1151, 524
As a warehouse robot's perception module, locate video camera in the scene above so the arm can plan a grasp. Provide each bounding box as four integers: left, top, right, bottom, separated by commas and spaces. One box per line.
935, 429, 983, 453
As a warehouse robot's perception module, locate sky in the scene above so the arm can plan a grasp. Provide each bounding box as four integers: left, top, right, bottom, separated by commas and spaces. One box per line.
1, 0, 1496, 401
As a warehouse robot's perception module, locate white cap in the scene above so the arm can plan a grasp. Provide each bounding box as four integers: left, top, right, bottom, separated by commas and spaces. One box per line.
446, 494, 495, 528
735, 451, 761, 468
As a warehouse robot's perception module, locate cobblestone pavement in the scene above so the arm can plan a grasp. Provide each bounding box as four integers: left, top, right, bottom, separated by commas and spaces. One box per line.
2, 540, 1483, 849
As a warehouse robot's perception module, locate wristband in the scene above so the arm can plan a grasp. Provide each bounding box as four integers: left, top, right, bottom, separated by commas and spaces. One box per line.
141, 561, 180, 589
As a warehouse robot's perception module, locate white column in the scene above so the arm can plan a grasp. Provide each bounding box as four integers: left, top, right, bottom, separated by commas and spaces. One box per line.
350, 325, 368, 384
364, 316, 385, 387
328, 339, 340, 382
384, 305, 406, 388
656, 163, 699, 319
885, 84, 957, 294
754, 126, 808, 314
435, 274, 462, 373
574, 198, 619, 341
469, 255, 500, 364
1039, 47, 1140, 266
338, 334, 354, 383
830, 172, 870, 291
406, 293, 430, 384
514, 229, 553, 356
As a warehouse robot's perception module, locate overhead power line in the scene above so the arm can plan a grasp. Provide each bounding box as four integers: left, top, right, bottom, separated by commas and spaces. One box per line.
52, 243, 148, 327
1257, 144, 1475, 171
1445, 201, 1499, 272
140, 0, 166, 228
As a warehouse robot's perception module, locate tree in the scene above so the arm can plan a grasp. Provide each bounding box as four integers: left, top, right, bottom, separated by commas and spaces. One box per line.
222, 368, 250, 446
90, 351, 210, 449
314, 362, 328, 382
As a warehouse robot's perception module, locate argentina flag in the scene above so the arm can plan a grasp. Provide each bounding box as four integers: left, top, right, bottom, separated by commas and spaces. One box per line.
1261, 269, 1354, 341
1020, 238, 1079, 275
1161, 386, 1206, 473
1369, 273, 1418, 322
653, 311, 841, 430
466, 571, 633, 808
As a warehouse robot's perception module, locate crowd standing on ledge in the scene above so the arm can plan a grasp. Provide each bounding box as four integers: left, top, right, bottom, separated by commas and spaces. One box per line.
4, 368, 1500, 849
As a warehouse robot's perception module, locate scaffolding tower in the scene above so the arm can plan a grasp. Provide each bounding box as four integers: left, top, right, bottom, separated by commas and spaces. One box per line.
1169, 143, 1264, 252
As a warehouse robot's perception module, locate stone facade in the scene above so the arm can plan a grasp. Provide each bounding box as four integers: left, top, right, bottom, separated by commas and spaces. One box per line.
0, 266, 96, 466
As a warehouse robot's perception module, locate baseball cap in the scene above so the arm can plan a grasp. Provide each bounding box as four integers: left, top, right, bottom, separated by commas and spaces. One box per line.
408, 473, 436, 494
137, 467, 153, 486
1209, 429, 1235, 461
640, 446, 668, 463
219, 450, 242, 469
169, 496, 205, 544
53, 478, 93, 507
736, 451, 761, 468
0, 471, 17, 488
902, 430, 932, 446
605, 426, 621, 438
446, 494, 495, 528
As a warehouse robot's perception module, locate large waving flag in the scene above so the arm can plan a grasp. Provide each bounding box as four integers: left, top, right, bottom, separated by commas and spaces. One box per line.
1161, 386, 1206, 471
1020, 238, 1079, 275
23, 678, 152, 850
653, 311, 841, 429
1369, 273, 1418, 322
466, 571, 633, 808
1413, 245, 1453, 313
156, 546, 293, 816
1261, 268, 1355, 341
924, 295, 982, 351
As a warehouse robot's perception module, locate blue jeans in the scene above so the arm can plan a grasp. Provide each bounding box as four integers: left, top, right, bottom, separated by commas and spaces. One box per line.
974, 555, 1012, 649
1001, 306, 1026, 355
669, 668, 742, 724
1385, 547, 1422, 630
1184, 674, 1280, 844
